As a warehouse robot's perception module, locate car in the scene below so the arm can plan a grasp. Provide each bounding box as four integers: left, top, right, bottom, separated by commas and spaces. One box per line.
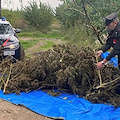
0, 17, 24, 61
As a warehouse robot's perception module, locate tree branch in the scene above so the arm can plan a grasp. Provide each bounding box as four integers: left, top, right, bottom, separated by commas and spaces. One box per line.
81, 0, 104, 45
67, 8, 85, 16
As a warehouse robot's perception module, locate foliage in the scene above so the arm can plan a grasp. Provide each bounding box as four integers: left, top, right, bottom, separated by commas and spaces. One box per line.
56, 0, 120, 29
55, 0, 120, 45
55, 3, 80, 28
1, 9, 27, 29
22, 1, 54, 31
18, 30, 64, 39
79, 0, 120, 28
62, 24, 97, 48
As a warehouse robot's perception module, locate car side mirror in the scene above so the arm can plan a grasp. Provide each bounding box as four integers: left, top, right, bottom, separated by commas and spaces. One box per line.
15, 29, 21, 33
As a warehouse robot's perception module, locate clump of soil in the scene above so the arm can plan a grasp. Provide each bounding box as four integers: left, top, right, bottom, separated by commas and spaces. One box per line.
0, 44, 120, 107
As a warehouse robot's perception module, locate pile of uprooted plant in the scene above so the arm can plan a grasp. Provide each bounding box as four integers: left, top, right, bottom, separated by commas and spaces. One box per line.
0, 44, 120, 107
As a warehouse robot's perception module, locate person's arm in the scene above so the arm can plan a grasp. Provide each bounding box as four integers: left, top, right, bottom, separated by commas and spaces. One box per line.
97, 37, 120, 70
96, 38, 111, 57
96, 38, 111, 70
106, 38, 120, 61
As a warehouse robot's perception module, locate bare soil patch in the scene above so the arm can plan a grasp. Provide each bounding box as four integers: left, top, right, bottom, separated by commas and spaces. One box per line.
25, 40, 46, 56
0, 99, 52, 120
20, 37, 67, 57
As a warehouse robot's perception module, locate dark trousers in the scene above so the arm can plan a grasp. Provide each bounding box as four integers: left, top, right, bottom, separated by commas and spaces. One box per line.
115, 55, 120, 94
118, 54, 120, 69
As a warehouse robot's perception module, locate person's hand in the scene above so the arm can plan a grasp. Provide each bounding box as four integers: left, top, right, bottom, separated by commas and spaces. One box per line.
96, 50, 103, 57
96, 61, 104, 70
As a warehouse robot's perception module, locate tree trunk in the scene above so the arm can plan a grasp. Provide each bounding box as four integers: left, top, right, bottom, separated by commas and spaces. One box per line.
0, 0, 1, 18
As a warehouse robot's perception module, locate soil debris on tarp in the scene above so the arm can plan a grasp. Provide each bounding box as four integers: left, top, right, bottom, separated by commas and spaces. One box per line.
0, 44, 120, 107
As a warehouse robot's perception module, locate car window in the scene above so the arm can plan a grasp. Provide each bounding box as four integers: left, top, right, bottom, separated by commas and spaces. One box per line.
0, 24, 14, 34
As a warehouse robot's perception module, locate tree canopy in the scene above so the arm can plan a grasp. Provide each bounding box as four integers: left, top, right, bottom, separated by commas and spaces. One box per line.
56, 0, 120, 29
55, 0, 120, 44
22, 1, 54, 31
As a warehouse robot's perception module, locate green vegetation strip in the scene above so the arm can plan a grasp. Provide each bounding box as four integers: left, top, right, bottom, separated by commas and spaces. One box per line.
20, 39, 40, 50
39, 40, 55, 50
20, 39, 55, 51
18, 31, 63, 39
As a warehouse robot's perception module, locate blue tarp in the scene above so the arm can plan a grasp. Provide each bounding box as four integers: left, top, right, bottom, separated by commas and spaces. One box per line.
0, 90, 120, 120
0, 52, 120, 120
101, 52, 118, 67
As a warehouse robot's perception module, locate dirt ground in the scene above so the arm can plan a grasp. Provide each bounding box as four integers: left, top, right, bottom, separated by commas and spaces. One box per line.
0, 99, 52, 120
20, 37, 67, 57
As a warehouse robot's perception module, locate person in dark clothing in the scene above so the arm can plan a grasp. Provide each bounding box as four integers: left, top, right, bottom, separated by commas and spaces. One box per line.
96, 12, 120, 70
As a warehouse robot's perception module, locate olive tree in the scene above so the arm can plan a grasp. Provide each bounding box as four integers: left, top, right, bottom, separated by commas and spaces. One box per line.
56, 0, 120, 44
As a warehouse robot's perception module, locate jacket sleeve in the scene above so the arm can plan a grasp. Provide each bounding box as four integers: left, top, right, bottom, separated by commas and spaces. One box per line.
106, 37, 120, 61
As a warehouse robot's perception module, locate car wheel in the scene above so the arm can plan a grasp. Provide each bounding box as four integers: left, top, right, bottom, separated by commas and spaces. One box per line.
20, 46, 25, 61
